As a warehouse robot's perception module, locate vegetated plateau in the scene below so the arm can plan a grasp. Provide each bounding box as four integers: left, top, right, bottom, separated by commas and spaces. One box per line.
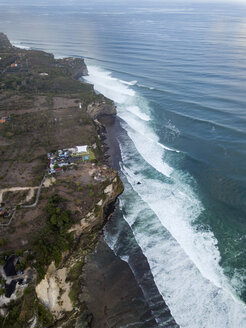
0, 33, 123, 328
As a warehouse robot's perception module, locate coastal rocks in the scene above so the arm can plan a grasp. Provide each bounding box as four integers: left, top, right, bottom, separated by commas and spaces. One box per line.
0, 33, 12, 50
96, 199, 103, 206
34, 173, 123, 325
35, 262, 73, 318
104, 184, 113, 195
87, 101, 116, 119
74, 65, 88, 79
56, 57, 88, 78
68, 212, 98, 238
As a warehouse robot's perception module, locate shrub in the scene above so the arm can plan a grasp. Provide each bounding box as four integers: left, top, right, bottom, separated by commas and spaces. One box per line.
0, 238, 8, 247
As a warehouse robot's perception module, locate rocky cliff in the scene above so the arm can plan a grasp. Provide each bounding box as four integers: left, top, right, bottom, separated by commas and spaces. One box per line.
0, 33, 13, 50
87, 100, 116, 119
34, 172, 123, 328
56, 57, 89, 79
0, 34, 123, 328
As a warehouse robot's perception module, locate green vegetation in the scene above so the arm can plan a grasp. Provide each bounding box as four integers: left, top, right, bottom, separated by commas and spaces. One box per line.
35, 300, 54, 326
32, 194, 74, 282
0, 34, 123, 328
2, 299, 23, 328
0, 238, 8, 247
88, 148, 96, 161
1, 286, 54, 327
68, 261, 84, 282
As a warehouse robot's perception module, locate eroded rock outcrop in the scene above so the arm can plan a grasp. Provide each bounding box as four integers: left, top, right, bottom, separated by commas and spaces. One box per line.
34, 175, 123, 327
0, 33, 12, 50
36, 263, 73, 318
56, 57, 89, 78
87, 101, 116, 119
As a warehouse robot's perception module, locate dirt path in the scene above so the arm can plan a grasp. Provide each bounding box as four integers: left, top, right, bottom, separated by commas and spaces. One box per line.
0, 187, 39, 204
0, 176, 55, 205
0, 175, 49, 226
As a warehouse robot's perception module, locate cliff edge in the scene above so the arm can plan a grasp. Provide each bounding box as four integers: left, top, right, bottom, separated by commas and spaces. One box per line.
0, 34, 123, 328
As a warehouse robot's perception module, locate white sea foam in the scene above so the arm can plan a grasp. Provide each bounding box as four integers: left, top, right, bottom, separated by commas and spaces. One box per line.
85, 64, 246, 327
126, 105, 151, 121
137, 83, 155, 90
11, 41, 30, 49
84, 66, 135, 103
114, 164, 246, 328
85, 65, 175, 177
120, 79, 138, 86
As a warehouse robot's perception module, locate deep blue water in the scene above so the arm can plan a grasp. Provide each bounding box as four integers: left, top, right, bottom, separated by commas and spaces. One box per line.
0, 1, 246, 327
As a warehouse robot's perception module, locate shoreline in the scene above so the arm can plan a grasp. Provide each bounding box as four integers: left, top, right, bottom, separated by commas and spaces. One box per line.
90, 112, 179, 327
0, 33, 124, 327
0, 32, 178, 327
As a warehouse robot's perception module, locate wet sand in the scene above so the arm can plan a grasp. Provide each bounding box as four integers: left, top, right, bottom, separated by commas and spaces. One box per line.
81, 239, 158, 328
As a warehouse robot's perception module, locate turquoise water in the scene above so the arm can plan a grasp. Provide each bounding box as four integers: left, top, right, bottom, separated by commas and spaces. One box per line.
1, 1, 246, 326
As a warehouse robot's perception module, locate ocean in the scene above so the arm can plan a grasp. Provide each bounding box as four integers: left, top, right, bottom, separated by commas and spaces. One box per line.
0, 1, 246, 327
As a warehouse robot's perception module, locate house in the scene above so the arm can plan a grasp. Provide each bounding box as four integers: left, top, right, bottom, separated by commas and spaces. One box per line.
68, 147, 76, 154
0, 116, 10, 124
76, 145, 88, 153
58, 162, 69, 167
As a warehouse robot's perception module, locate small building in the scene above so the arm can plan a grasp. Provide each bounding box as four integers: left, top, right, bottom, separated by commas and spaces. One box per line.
0, 116, 10, 124
68, 147, 76, 154
58, 162, 69, 167
76, 145, 88, 153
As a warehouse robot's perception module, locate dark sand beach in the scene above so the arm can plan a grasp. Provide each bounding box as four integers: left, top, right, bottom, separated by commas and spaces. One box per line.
80, 116, 179, 328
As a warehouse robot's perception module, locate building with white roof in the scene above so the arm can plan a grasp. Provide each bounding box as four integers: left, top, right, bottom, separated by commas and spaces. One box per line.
76, 146, 88, 153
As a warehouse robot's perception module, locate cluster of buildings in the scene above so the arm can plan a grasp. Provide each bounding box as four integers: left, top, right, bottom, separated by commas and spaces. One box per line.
7, 53, 27, 72
0, 208, 5, 217
48, 145, 90, 174
0, 116, 10, 124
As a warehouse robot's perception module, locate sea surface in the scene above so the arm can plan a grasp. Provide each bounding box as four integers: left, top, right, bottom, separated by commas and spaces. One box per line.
0, 1, 246, 327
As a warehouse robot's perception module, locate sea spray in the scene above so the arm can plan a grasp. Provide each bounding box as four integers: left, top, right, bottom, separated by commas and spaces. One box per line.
85, 65, 246, 327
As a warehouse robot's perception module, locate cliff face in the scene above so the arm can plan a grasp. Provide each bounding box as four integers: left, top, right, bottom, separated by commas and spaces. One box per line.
56, 57, 89, 78
0, 33, 124, 328
34, 174, 123, 327
87, 101, 116, 119
0, 33, 13, 50
73, 65, 88, 79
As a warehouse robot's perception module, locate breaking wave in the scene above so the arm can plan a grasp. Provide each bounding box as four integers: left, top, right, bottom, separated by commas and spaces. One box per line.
85, 65, 246, 327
